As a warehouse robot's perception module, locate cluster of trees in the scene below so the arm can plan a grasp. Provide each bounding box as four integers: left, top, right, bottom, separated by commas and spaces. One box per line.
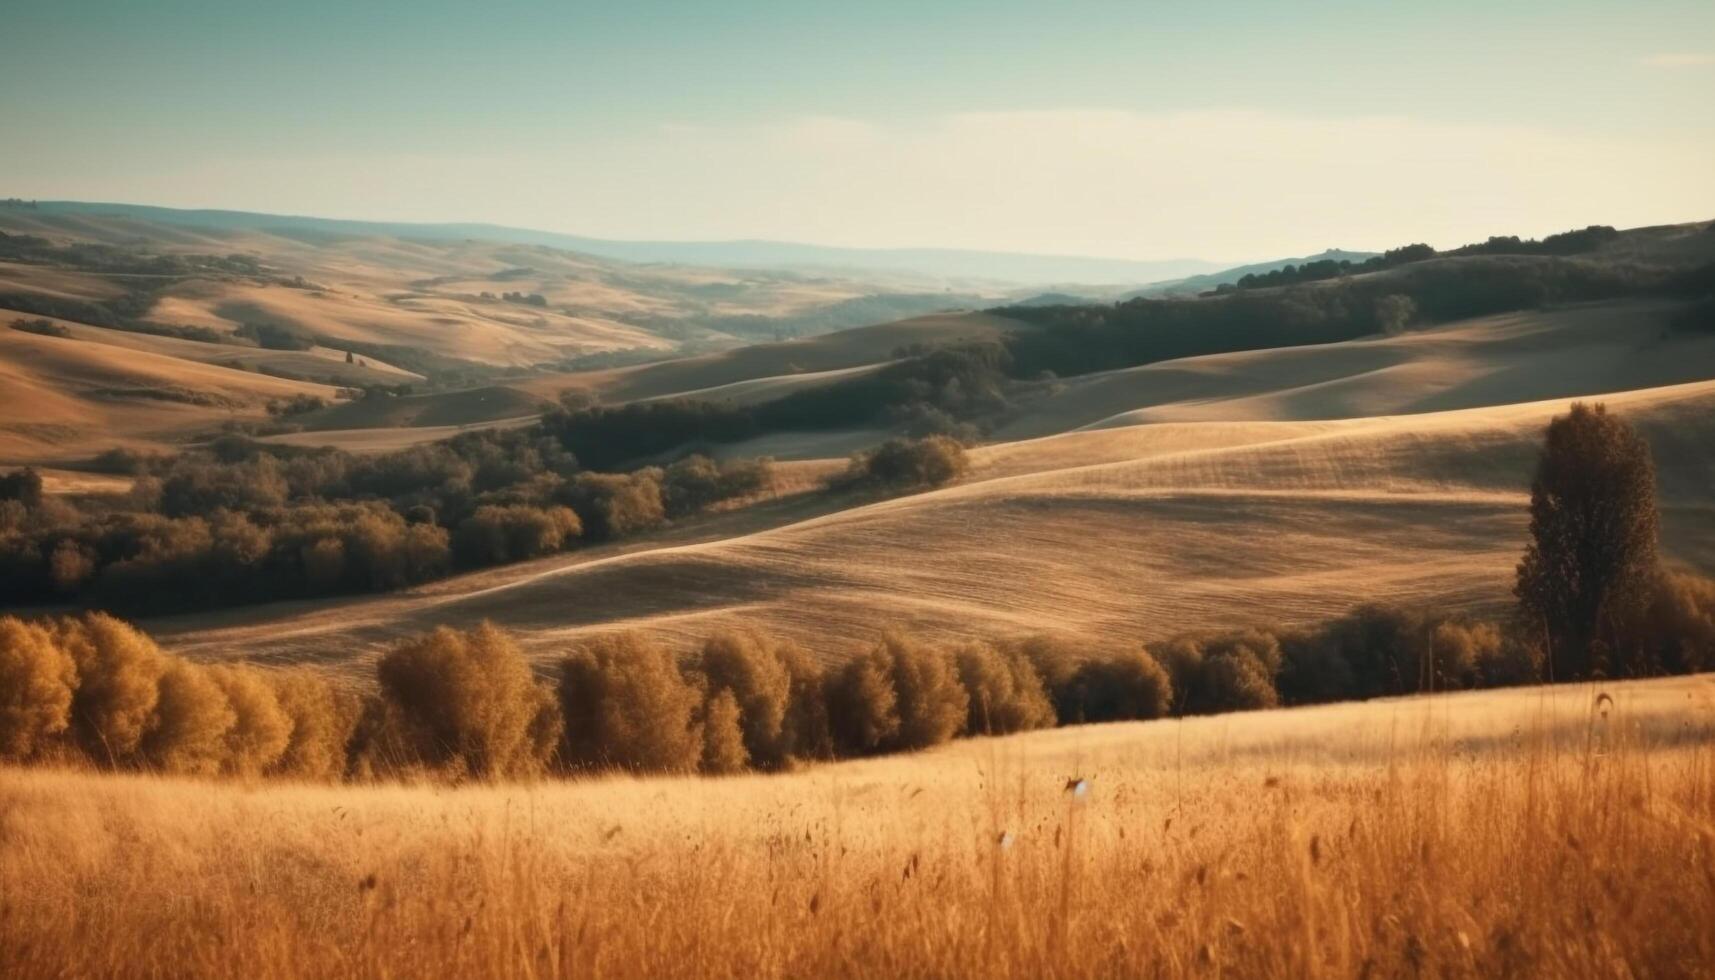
0, 614, 1225, 780
6, 560, 1711, 782
481, 291, 548, 307
7, 411, 976, 619
0, 230, 277, 279
1226, 226, 1621, 291
265, 393, 328, 418
9, 317, 70, 338
0, 288, 227, 344
2, 403, 1708, 781
0, 468, 45, 508
836, 436, 970, 492
1000, 256, 1707, 379
543, 344, 1010, 469
0, 430, 776, 614
234, 321, 313, 351
0, 613, 358, 778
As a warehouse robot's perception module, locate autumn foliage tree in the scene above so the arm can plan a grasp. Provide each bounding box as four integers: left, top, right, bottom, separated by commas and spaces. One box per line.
364, 623, 560, 779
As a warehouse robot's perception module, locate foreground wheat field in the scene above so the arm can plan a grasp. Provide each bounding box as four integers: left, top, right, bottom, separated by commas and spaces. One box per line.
5, 674, 1713, 978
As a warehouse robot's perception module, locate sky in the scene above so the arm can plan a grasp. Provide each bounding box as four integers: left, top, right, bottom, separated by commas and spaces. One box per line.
3, 0, 1712, 263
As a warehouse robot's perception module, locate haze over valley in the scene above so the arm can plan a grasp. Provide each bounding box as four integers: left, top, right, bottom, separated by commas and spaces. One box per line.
4, 3, 1715, 977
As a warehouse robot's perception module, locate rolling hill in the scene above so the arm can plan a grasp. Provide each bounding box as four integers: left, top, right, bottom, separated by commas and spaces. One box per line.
0, 205, 1015, 460
20, 200, 1223, 286
0, 314, 342, 460
5, 214, 1712, 664
145, 297, 1715, 676
1125, 248, 1380, 298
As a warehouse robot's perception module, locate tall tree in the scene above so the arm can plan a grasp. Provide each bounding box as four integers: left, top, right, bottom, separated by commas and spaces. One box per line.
1515, 403, 1660, 678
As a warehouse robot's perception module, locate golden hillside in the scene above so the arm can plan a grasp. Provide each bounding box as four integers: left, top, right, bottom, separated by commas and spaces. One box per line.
148, 298, 1715, 673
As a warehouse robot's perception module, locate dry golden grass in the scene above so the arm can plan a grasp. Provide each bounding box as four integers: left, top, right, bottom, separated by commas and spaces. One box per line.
151, 377, 1715, 673
0, 319, 343, 461
3, 674, 1712, 978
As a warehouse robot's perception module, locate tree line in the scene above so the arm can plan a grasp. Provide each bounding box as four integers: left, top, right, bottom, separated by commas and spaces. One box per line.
1000, 254, 1713, 380
542, 344, 1008, 470
537, 250, 1715, 469
0, 428, 775, 614
1, 580, 1707, 782
1224, 226, 1623, 292
0, 432, 967, 615
1, 403, 1708, 782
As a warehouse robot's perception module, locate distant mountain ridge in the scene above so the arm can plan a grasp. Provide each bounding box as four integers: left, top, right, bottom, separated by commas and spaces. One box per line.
19, 201, 1223, 286
1126, 248, 1380, 298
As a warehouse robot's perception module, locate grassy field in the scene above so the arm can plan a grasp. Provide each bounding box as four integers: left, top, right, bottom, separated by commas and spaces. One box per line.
4, 674, 1713, 977
149, 373, 1715, 673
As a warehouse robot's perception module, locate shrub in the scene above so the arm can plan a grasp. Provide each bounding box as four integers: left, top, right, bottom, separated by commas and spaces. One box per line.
953, 640, 1055, 735
699, 689, 749, 774
563, 471, 666, 540
883, 634, 969, 751
344, 511, 452, 591
452, 504, 582, 567
1311, 605, 1432, 698
1067, 647, 1173, 723
1275, 626, 1358, 705
695, 631, 793, 769
841, 436, 969, 492
1476, 630, 1544, 687
662, 455, 774, 517
544, 400, 757, 472
778, 643, 834, 763
1006, 635, 1088, 723
558, 633, 703, 773
0, 467, 44, 508
92, 447, 169, 475
9, 317, 70, 338
159, 457, 289, 516
826, 650, 898, 756
1427, 619, 1543, 689
52, 613, 167, 763
269, 669, 361, 780
1428, 621, 1493, 691
235, 321, 312, 350
1637, 571, 1715, 676
1157, 630, 1281, 715
0, 617, 77, 761
267, 394, 328, 418
208, 665, 292, 777
48, 541, 96, 593
144, 661, 237, 775
829, 633, 967, 755
369, 623, 559, 779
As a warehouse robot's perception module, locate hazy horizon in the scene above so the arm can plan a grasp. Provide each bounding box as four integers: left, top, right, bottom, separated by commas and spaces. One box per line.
3, 1, 1713, 263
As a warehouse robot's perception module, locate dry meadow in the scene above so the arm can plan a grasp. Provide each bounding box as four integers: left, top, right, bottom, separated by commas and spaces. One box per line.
5, 674, 1713, 978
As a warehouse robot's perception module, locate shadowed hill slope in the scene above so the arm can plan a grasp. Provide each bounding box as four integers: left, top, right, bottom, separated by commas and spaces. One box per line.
519, 311, 1033, 404
149, 368, 1715, 677
0, 318, 342, 459
996, 299, 1708, 438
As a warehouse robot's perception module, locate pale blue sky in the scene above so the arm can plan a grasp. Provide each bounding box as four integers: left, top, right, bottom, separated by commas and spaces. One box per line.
4, 1, 1712, 261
